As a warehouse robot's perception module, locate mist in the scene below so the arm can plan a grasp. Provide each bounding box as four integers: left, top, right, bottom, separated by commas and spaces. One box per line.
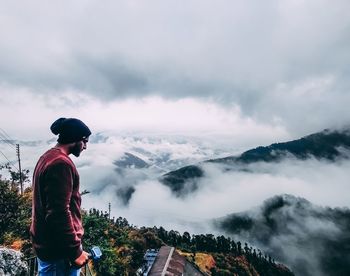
214, 193, 350, 276
77, 147, 350, 275
76, 140, 350, 228
3, 132, 349, 225
2, 130, 350, 275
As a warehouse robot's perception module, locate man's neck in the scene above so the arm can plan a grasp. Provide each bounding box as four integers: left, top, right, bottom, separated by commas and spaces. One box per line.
54, 143, 70, 156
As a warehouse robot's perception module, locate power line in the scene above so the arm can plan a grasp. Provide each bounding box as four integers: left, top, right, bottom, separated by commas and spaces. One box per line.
0, 128, 19, 171
0, 128, 15, 143
0, 128, 16, 149
0, 161, 10, 167
0, 149, 19, 170
0, 149, 13, 163
0, 136, 16, 149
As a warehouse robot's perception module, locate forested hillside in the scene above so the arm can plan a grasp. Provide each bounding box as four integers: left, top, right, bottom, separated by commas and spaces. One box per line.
161, 128, 350, 196
0, 165, 293, 275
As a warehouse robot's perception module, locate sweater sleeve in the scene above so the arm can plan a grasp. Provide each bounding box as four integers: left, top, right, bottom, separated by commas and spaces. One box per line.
44, 161, 82, 261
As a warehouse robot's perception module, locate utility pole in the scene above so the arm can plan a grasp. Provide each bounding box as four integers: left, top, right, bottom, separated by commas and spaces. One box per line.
16, 144, 23, 195
108, 202, 111, 219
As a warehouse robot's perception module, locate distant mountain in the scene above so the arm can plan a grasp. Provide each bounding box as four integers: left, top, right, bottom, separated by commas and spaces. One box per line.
160, 128, 350, 196
89, 132, 109, 144
159, 165, 204, 196
210, 128, 350, 164
114, 152, 149, 169
212, 194, 350, 276
116, 186, 136, 206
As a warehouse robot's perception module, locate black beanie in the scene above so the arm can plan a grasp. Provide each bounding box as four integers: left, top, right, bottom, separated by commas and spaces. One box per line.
50, 118, 92, 144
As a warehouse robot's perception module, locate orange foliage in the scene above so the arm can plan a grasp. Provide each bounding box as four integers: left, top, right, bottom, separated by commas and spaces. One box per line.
10, 239, 24, 250
195, 253, 216, 274
179, 251, 215, 275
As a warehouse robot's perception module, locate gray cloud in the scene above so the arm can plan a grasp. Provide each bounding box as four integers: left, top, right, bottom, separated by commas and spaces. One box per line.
1, 0, 350, 134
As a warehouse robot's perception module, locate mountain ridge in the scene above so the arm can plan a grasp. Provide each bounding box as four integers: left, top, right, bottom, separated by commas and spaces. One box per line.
160, 128, 350, 196
212, 194, 350, 276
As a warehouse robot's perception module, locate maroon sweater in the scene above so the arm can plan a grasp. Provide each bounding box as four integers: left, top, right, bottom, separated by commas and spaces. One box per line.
30, 148, 83, 261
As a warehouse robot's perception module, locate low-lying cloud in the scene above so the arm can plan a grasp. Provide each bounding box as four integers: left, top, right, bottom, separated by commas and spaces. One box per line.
2, 132, 350, 274
79, 153, 350, 275
79, 142, 350, 227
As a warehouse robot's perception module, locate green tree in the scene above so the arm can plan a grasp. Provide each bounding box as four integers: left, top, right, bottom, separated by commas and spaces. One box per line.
0, 165, 32, 256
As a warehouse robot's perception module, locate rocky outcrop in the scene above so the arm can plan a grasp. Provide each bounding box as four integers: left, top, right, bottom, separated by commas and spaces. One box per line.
0, 247, 28, 276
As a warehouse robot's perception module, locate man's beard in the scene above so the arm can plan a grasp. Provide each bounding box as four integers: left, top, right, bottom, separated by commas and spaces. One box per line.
71, 142, 82, 157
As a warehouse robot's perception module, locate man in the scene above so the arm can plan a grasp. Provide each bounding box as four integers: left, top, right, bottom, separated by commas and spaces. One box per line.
30, 118, 91, 276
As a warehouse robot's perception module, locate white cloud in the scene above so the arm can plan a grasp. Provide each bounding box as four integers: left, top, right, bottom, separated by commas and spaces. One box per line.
0, 87, 289, 147
79, 154, 350, 233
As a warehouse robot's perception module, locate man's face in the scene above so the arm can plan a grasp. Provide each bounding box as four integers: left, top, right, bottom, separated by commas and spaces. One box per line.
71, 137, 89, 157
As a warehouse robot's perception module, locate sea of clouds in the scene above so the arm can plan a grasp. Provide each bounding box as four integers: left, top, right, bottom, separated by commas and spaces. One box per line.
2, 133, 349, 229
2, 132, 350, 275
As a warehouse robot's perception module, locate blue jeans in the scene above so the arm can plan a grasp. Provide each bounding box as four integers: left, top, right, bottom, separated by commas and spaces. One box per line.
37, 258, 81, 276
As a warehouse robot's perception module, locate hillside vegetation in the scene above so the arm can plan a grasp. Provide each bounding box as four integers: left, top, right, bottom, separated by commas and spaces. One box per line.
0, 165, 293, 275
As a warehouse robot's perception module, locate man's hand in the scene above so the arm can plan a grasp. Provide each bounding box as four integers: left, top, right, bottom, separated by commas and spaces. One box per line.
74, 251, 89, 267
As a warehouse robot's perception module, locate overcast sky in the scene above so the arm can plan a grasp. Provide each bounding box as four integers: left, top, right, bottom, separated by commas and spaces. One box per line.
0, 0, 349, 142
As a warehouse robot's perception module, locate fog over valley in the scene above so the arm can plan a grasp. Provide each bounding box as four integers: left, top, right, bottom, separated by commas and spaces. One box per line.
3, 129, 349, 228
3, 129, 349, 275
